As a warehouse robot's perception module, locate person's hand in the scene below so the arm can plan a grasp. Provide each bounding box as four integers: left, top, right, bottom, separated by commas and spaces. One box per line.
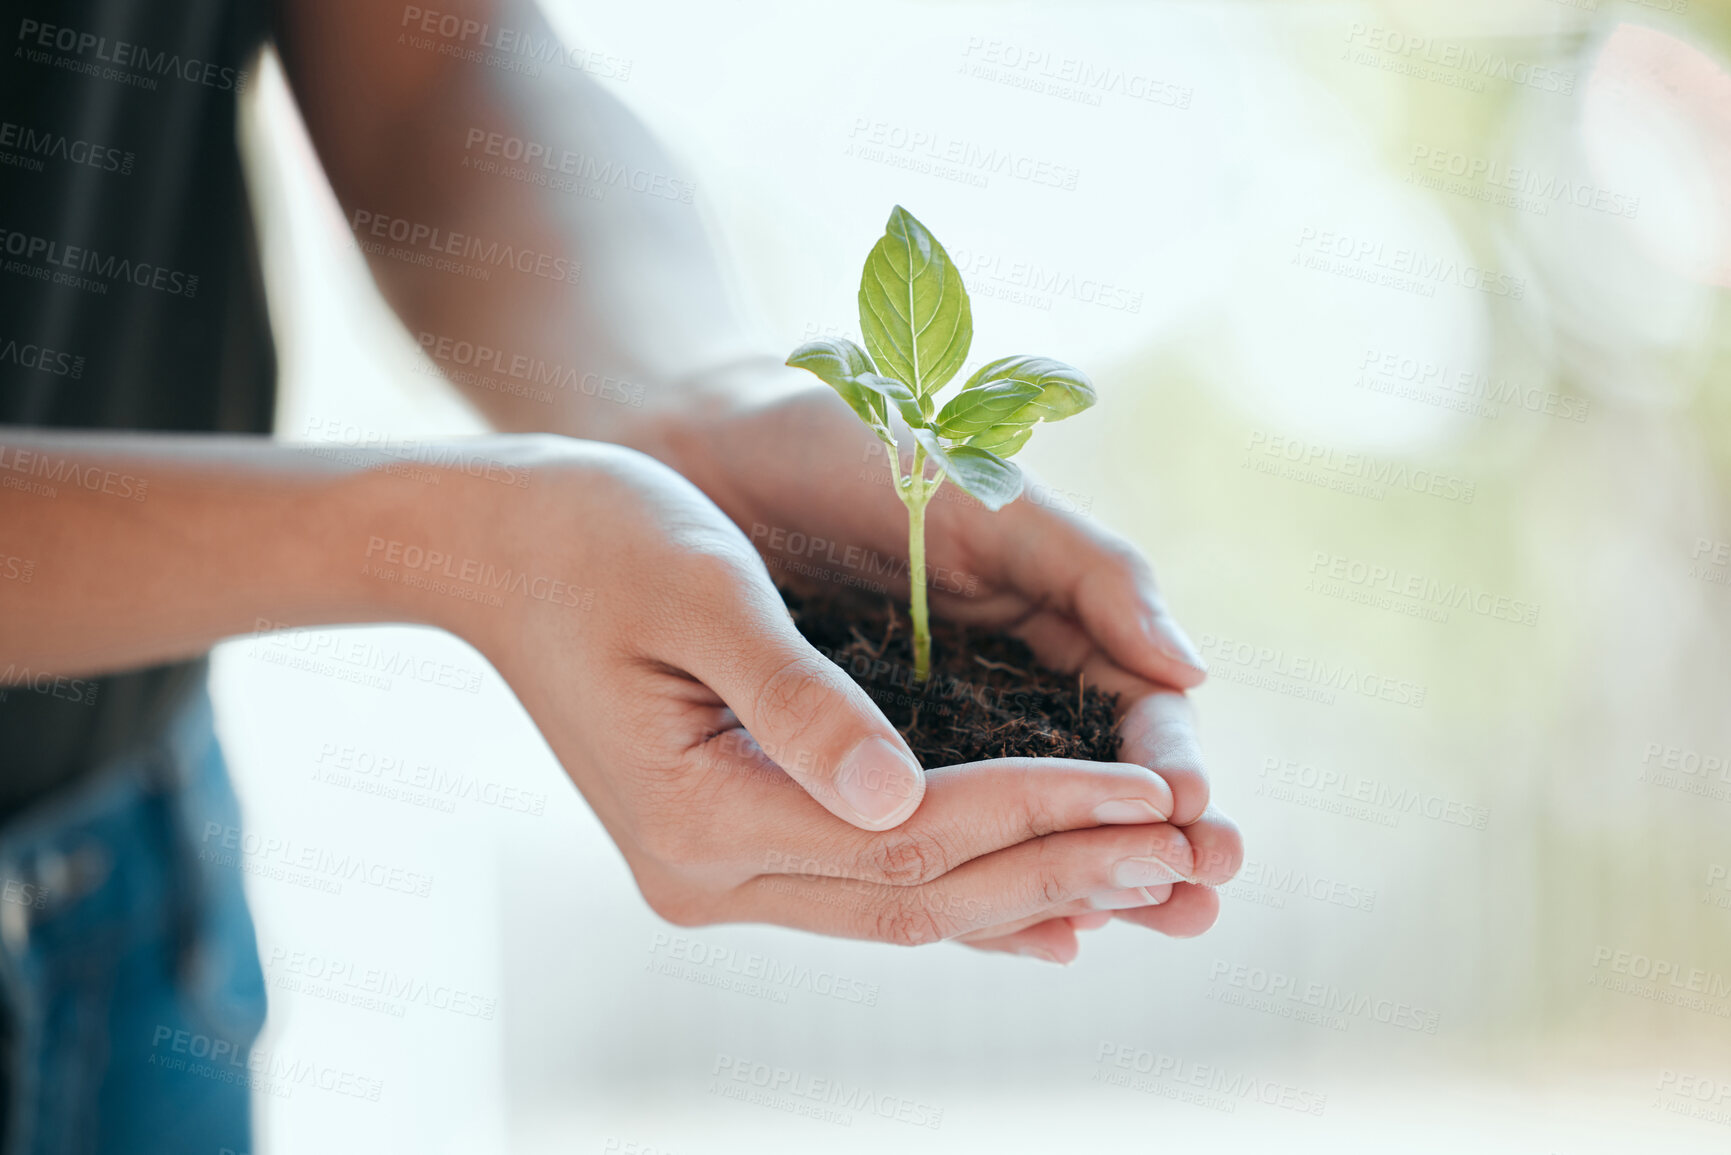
654, 374, 1245, 957
411, 436, 1228, 962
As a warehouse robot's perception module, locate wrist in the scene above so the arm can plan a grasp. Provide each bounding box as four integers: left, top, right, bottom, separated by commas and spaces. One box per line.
627, 357, 814, 477
338, 435, 549, 646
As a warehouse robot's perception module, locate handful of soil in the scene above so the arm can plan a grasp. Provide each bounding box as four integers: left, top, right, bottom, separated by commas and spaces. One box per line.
781, 584, 1121, 766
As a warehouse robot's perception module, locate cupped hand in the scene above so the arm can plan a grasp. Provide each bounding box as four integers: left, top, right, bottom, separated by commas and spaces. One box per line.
658, 379, 1245, 957
426, 436, 1232, 962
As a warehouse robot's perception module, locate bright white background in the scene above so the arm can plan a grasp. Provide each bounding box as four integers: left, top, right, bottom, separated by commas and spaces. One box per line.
214, 1, 1731, 1151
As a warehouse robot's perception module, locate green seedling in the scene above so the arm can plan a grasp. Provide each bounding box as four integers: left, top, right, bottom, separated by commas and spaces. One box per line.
786, 205, 1096, 682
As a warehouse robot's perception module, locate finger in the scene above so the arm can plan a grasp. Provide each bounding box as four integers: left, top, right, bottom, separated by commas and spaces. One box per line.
1069, 911, 1115, 932
732, 822, 1195, 945
1112, 882, 1221, 938
675, 557, 926, 831
1117, 689, 1211, 825
946, 618, 1215, 828
953, 884, 1174, 942
946, 493, 1207, 690
720, 755, 1178, 888
1181, 807, 1244, 885
957, 918, 1081, 964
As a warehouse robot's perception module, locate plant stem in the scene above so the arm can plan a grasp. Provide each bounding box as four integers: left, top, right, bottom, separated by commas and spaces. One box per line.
885, 439, 945, 682
908, 486, 930, 681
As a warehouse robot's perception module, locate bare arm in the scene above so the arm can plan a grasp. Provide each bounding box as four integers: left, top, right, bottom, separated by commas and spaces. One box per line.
0, 431, 1230, 956
0, 432, 486, 675
272, 0, 779, 460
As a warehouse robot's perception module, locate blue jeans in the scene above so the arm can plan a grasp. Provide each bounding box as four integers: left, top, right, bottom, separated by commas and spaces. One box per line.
0, 681, 265, 1155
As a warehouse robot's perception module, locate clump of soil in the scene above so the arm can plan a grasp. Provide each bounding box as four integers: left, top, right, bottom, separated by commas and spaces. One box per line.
780, 584, 1120, 766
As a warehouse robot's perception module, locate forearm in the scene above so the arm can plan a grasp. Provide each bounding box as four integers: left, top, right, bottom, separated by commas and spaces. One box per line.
0, 431, 521, 677
276, 0, 795, 461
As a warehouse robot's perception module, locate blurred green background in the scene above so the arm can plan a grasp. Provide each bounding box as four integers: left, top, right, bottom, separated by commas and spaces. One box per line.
217, 1, 1731, 1151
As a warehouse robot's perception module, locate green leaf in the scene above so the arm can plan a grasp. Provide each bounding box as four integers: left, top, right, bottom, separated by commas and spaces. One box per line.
911, 429, 1024, 512
853, 374, 926, 429
857, 206, 972, 398
934, 380, 1043, 437
960, 355, 1096, 423
966, 422, 1034, 459
786, 337, 917, 436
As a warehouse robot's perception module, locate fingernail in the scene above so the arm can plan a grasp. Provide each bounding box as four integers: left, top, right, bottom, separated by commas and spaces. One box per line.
836, 737, 924, 827
1087, 884, 1172, 910
1015, 945, 1064, 965
1111, 856, 1186, 889
1147, 613, 1207, 673
1093, 798, 1168, 825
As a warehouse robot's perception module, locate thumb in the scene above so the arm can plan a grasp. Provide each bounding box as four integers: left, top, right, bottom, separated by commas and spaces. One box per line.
683, 573, 926, 831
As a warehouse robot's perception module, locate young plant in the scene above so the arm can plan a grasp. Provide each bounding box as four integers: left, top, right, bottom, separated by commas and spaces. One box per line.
786, 205, 1096, 682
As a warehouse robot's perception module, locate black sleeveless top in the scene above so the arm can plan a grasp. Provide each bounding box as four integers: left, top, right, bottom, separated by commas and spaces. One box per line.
0, 0, 276, 817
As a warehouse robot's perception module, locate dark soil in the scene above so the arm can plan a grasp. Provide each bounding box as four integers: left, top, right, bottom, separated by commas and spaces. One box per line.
780, 584, 1121, 766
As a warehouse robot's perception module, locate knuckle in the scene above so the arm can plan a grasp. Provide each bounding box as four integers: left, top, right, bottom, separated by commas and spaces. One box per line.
1026, 838, 1073, 908
863, 828, 950, 887
871, 895, 948, 948
751, 653, 840, 743
1033, 865, 1070, 909
638, 879, 714, 929
632, 815, 714, 872
1016, 792, 1060, 844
